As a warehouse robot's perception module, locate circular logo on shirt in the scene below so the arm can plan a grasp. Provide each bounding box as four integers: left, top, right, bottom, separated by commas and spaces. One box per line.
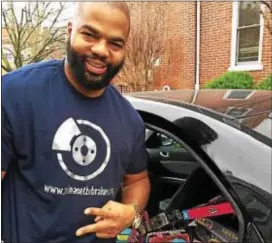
72, 135, 97, 166
52, 118, 111, 181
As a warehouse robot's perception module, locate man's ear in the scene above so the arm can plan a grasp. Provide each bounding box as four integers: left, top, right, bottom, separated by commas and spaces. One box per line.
67, 22, 72, 38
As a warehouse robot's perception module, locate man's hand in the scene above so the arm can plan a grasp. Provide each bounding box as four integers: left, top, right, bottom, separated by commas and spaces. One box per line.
2, 171, 6, 180
76, 200, 136, 239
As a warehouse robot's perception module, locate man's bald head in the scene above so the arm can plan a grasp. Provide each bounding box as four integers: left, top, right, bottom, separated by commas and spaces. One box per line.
73, 2, 130, 31
65, 1, 129, 92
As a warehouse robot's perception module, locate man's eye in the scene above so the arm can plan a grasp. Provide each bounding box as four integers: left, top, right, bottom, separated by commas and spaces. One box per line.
110, 42, 123, 49
82, 32, 95, 38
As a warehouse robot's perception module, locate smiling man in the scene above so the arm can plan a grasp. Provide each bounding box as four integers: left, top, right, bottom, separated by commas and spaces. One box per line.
1, 2, 150, 243
65, 2, 129, 96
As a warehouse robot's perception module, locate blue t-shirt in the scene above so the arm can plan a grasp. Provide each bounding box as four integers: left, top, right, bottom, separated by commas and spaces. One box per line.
1, 59, 147, 243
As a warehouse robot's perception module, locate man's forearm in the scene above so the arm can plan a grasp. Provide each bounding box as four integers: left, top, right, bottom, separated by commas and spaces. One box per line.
121, 176, 150, 212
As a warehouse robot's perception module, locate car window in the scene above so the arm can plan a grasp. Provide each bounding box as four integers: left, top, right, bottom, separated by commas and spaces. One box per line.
145, 129, 198, 214
160, 133, 183, 148
227, 176, 272, 242
149, 132, 183, 148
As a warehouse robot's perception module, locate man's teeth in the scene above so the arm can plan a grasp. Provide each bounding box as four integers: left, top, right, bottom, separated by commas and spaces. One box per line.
86, 60, 105, 68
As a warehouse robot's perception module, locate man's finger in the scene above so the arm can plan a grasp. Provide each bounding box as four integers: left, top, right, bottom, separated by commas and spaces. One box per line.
95, 216, 103, 222
84, 207, 115, 218
95, 207, 112, 222
76, 220, 115, 236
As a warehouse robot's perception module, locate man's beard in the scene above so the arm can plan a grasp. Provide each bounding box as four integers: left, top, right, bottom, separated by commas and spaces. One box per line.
66, 40, 124, 91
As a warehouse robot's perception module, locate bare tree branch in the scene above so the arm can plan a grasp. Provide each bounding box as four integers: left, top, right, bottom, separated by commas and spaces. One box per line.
1, 51, 12, 72
20, 11, 52, 48
257, 1, 272, 36
1, 65, 10, 72
2, 2, 67, 72
117, 2, 171, 92
2, 7, 17, 47
261, 0, 272, 12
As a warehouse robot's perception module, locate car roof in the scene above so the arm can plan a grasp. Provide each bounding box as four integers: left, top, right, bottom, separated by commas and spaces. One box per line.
127, 89, 272, 142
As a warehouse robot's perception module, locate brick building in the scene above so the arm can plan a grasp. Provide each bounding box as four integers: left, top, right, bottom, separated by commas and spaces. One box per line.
2, 2, 271, 90
116, 1, 272, 91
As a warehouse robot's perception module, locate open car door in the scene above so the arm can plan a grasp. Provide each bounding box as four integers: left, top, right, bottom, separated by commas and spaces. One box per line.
116, 110, 270, 243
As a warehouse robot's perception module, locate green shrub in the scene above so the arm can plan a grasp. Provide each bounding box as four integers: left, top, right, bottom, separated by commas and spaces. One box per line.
256, 73, 272, 90
203, 71, 254, 89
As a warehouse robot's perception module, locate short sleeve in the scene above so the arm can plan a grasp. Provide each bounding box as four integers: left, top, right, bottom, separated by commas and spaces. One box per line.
1, 107, 17, 171
126, 119, 148, 174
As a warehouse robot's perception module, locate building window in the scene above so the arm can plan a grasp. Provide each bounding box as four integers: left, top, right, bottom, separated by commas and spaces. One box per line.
229, 1, 264, 71
237, 2, 261, 63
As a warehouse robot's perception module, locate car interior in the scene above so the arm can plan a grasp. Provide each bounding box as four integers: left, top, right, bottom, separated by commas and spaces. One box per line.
117, 126, 242, 243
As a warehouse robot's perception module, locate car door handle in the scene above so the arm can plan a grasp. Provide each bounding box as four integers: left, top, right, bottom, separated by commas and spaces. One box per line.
160, 151, 170, 158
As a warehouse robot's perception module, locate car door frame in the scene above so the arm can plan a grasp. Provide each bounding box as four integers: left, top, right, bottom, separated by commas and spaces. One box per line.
138, 109, 267, 243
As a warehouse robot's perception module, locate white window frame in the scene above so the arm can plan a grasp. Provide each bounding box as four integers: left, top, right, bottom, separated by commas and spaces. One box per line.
229, 1, 264, 72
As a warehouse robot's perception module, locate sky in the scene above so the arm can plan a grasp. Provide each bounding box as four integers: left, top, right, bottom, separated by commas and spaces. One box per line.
1, 2, 75, 27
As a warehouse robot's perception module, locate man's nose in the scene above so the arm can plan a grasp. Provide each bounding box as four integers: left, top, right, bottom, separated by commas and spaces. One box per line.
91, 40, 109, 59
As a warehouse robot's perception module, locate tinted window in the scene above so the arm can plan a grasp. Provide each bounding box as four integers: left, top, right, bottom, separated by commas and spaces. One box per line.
158, 133, 183, 148
228, 176, 272, 242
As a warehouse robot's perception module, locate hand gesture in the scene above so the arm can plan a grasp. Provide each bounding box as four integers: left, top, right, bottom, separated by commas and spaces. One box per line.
76, 200, 136, 239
